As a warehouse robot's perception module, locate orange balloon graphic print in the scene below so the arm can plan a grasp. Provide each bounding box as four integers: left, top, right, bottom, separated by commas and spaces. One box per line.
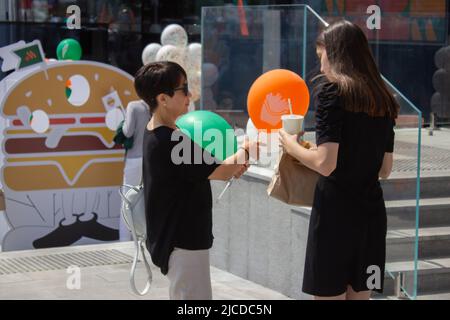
247, 69, 310, 132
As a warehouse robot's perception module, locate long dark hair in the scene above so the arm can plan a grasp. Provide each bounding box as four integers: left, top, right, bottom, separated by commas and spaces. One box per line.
316, 20, 399, 119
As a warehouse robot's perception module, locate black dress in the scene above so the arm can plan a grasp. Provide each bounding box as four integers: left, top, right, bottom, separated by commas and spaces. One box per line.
302, 82, 395, 297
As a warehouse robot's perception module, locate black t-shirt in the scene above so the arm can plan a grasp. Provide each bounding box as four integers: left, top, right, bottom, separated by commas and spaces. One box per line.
142, 126, 220, 275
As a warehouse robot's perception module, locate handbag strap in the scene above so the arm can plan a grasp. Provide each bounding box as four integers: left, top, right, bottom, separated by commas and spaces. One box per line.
129, 238, 152, 296
119, 185, 152, 295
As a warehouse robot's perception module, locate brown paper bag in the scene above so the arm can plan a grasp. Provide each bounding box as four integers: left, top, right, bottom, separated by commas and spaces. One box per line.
267, 149, 320, 207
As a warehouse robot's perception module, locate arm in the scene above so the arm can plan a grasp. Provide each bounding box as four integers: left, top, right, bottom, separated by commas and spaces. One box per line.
279, 130, 338, 177
209, 139, 258, 181
380, 119, 395, 179
379, 152, 393, 179
208, 148, 249, 181
122, 102, 136, 138
172, 131, 252, 183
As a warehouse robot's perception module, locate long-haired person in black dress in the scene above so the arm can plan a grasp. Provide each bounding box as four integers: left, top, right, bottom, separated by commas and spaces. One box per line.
279, 20, 399, 300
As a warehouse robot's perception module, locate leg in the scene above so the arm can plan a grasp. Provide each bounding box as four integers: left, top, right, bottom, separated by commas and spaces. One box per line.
167, 248, 212, 300
345, 285, 371, 300
314, 292, 347, 300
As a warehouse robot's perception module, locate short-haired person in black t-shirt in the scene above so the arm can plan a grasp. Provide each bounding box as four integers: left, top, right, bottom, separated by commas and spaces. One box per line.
279, 21, 399, 300
134, 61, 258, 300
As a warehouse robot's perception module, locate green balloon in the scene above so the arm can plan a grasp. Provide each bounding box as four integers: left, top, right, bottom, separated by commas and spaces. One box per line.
56, 38, 82, 60
176, 110, 237, 161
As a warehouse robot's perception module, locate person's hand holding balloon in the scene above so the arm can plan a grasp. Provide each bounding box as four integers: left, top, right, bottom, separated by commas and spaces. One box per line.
230, 137, 259, 179
233, 161, 250, 179
241, 136, 260, 163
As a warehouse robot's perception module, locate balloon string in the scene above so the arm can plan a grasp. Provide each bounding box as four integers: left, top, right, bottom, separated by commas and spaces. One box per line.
216, 176, 234, 203
251, 131, 259, 166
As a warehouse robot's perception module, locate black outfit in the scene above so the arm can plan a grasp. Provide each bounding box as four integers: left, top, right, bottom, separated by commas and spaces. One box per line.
142, 126, 219, 275
302, 82, 395, 296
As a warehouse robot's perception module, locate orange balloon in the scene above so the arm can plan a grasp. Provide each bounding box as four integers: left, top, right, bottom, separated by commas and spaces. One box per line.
247, 69, 310, 132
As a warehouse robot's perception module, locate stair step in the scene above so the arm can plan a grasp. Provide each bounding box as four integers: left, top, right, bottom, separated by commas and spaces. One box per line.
381, 176, 450, 201
373, 292, 450, 300
416, 292, 450, 300
383, 257, 450, 296
387, 226, 450, 261
386, 197, 450, 229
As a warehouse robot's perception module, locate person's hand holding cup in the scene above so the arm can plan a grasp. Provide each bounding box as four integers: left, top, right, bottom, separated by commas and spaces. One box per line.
281, 114, 304, 137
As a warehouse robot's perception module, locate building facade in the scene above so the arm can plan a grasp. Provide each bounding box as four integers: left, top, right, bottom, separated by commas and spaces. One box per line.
1, 0, 449, 124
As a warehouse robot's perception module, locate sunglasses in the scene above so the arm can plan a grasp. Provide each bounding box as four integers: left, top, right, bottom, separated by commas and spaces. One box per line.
173, 84, 189, 96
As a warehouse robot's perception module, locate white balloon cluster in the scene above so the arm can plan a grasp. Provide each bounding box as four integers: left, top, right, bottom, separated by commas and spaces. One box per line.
141, 24, 202, 103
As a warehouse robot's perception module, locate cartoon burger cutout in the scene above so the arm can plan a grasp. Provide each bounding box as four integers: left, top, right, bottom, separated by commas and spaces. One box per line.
0, 60, 139, 251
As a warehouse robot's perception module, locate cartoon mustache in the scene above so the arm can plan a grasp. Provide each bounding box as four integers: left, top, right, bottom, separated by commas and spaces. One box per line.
32, 212, 119, 249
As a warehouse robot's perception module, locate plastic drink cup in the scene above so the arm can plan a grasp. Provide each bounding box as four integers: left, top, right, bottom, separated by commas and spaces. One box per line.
281, 114, 304, 135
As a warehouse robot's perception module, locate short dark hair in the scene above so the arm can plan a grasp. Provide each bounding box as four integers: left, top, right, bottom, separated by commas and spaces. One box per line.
134, 61, 187, 113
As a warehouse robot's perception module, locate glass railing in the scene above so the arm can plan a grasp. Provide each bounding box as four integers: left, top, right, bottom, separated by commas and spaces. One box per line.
202, 4, 420, 299
381, 75, 421, 300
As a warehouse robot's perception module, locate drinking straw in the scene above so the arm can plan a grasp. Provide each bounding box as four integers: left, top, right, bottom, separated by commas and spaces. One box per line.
288, 98, 293, 115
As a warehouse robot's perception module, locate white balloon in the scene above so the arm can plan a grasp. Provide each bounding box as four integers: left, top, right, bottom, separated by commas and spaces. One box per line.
156, 45, 187, 70
188, 43, 201, 58
105, 108, 125, 131
188, 70, 201, 102
184, 45, 202, 102
142, 43, 161, 65
188, 101, 196, 112
203, 63, 218, 87
246, 118, 258, 141
186, 43, 202, 71
161, 24, 188, 48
